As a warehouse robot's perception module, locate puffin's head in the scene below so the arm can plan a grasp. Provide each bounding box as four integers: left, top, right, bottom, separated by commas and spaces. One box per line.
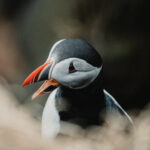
22, 39, 103, 99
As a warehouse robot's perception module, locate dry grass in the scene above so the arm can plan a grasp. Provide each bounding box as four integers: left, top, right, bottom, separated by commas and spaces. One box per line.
0, 84, 150, 150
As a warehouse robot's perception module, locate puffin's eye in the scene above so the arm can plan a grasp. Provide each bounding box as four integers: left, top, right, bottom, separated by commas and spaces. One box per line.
69, 62, 76, 73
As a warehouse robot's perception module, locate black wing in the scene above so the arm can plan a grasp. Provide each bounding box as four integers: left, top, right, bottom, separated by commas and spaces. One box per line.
103, 89, 133, 125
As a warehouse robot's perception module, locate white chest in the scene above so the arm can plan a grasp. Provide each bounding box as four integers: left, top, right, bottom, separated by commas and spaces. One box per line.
42, 89, 60, 138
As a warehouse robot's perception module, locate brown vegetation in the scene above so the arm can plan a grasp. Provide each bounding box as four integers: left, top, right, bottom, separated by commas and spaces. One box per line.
1, 84, 150, 150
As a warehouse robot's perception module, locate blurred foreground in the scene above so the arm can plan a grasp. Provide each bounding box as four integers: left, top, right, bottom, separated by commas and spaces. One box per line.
1, 83, 150, 150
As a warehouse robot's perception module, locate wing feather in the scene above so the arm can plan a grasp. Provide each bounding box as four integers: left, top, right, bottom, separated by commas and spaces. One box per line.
103, 89, 133, 125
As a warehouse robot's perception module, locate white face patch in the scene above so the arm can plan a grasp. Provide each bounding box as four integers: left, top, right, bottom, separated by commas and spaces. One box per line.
51, 58, 102, 89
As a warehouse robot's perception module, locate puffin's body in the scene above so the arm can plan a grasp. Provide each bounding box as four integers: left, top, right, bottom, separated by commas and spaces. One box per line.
23, 39, 133, 138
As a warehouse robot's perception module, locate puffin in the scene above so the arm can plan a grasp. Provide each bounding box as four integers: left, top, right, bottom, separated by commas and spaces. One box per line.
22, 38, 133, 138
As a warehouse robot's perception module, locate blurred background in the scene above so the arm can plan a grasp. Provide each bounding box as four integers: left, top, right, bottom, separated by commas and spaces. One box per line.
0, 0, 150, 118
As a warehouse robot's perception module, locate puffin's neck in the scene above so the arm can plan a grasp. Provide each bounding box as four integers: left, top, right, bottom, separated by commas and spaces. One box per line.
57, 73, 106, 128
59, 73, 104, 100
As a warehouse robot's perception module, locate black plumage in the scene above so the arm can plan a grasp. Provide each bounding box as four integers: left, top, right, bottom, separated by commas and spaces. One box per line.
23, 38, 133, 138
50, 39, 133, 128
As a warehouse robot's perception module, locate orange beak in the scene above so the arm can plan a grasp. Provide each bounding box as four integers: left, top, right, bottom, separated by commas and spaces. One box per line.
22, 61, 59, 99
32, 79, 59, 99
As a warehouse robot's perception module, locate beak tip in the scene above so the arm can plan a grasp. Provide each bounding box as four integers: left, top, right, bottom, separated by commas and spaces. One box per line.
32, 92, 39, 100
22, 81, 28, 87
31, 96, 35, 100
22, 83, 25, 87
